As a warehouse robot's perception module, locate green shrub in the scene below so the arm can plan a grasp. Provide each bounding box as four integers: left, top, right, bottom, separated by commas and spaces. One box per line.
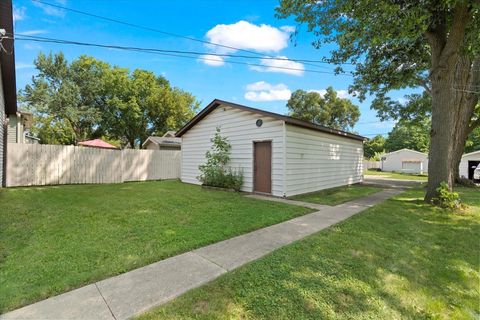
435, 181, 461, 210
198, 128, 244, 191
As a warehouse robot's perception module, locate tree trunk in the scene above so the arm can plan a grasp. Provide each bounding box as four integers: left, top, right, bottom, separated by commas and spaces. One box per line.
452, 56, 479, 181
425, 73, 457, 201
424, 3, 476, 202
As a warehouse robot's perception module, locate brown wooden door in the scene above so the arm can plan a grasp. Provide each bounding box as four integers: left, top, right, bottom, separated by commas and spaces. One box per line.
253, 141, 272, 194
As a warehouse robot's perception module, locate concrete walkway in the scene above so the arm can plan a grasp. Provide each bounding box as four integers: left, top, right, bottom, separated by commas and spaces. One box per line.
1, 189, 402, 320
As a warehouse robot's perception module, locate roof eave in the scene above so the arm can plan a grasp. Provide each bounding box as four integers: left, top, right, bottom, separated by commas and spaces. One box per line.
0, 0, 17, 116
176, 99, 366, 142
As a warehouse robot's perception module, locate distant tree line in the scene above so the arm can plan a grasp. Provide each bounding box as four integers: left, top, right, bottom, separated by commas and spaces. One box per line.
20, 52, 200, 148
286, 87, 360, 131
364, 116, 479, 160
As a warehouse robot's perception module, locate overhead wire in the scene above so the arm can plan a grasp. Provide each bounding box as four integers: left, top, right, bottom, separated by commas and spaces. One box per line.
8, 34, 353, 76
30, 0, 355, 70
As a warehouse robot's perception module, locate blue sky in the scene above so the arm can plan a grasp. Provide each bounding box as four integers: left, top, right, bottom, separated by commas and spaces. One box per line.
12, 0, 407, 137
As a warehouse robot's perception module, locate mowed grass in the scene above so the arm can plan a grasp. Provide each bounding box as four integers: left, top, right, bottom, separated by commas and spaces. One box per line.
140, 187, 480, 320
365, 170, 428, 181
0, 180, 312, 313
290, 184, 382, 205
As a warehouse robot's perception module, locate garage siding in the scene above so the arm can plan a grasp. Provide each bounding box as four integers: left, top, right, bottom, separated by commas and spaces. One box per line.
0, 63, 5, 187
181, 105, 285, 196
459, 151, 480, 179
381, 149, 428, 173
284, 124, 363, 196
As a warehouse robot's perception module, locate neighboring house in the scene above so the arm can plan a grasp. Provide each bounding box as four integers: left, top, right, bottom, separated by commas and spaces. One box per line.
0, 0, 18, 187
459, 150, 480, 180
78, 139, 119, 150
176, 99, 365, 197
380, 148, 428, 174
142, 131, 181, 150
7, 111, 40, 144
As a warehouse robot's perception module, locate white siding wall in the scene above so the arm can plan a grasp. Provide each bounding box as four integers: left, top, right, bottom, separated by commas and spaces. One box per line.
144, 141, 159, 150
181, 105, 285, 196
284, 124, 363, 196
0, 63, 4, 187
7, 114, 26, 144
7, 114, 18, 143
459, 151, 480, 178
381, 149, 428, 173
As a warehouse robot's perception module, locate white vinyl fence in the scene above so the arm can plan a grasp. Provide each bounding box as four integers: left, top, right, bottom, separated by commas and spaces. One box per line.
363, 160, 381, 171
6, 143, 181, 187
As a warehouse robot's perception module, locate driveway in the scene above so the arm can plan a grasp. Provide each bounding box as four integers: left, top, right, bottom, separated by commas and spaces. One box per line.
362, 176, 425, 189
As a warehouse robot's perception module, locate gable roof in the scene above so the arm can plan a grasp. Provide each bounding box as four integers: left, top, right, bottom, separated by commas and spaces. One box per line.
142, 135, 181, 148
0, 0, 18, 116
462, 150, 480, 158
383, 148, 428, 157
163, 131, 177, 138
176, 99, 366, 141
78, 139, 118, 150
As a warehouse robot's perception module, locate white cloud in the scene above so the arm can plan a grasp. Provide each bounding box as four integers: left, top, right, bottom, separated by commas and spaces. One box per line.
250, 56, 304, 76
23, 43, 42, 50
33, 0, 66, 17
13, 6, 26, 21
199, 54, 225, 66
16, 63, 35, 70
244, 81, 291, 102
245, 81, 287, 91
18, 29, 48, 36
396, 97, 408, 104
308, 89, 354, 99
205, 20, 291, 53
280, 25, 295, 33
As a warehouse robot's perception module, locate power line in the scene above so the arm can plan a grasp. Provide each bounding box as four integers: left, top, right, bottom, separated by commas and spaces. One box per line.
9, 34, 353, 76
30, 0, 355, 69
14, 33, 346, 71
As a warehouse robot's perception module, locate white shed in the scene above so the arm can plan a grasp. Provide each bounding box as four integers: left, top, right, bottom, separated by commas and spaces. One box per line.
381, 148, 428, 174
176, 99, 365, 197
459, 150, 480, 180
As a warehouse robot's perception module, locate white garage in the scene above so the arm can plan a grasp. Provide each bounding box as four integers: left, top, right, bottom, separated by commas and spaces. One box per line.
459, 150, 480, 180
381, 149, 428, 174
176, 99, 365, 197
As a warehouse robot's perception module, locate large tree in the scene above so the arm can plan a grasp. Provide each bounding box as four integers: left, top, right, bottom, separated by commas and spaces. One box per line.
364, 134, 386, 159
21, 53, 107, 143
384, 120, 430, 154
277, 0, 480, 201
287, 87, 360, 130
21, 52, 199, 148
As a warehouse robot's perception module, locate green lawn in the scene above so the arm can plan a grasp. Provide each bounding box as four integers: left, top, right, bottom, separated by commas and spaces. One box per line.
365, 170, 428, 181
0, 180, 312, 313
140, 187, 480, 320
290, 184, 382, 205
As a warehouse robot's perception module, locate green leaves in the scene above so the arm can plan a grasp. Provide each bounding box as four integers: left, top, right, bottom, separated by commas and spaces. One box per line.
384, 119, 431, 153
286, 87, 360, 131
198, 128, 244, 191
20, 52, 199, 148
364, 135, 386, 160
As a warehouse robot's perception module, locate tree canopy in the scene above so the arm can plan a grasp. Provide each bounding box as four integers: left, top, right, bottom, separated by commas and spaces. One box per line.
277, 0, 480, 200
363, 135, 386, 160
384, 120, 430, 154
286, 87, 360, 131
20, 52, 200, 148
